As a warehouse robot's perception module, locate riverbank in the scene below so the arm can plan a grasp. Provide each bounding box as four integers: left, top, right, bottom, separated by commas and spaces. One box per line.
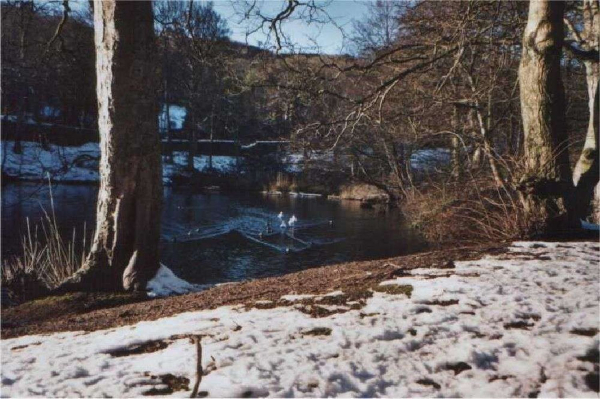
0, 141, 239, 185
2, 240, 598, 397
2, 243, 503, 339
1, 140, 450, 201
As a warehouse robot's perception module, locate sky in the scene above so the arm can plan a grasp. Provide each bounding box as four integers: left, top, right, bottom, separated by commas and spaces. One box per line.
210, 0, 373, 54
67, 0, 374, 55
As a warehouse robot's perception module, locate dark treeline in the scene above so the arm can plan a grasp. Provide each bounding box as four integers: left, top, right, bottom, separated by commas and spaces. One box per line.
1, 1, 95, 127
1, 1, 319, 143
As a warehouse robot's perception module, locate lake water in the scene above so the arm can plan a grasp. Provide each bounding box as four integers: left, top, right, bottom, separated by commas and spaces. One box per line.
1, 183, 426, 285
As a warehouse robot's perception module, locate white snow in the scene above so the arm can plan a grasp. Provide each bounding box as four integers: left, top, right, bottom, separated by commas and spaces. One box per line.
282, 148, 452, 174
146, 265, 210, 298
163, 153, 239, 186
320, 290, 344, 298
280, 294, 316, 302
41, 106, 61, 118
410, 148, 451, 172
582, 220, 600, 231
164, 152, 238, 177
282, 151, 337, 173
0, 142, 239, 184
2, 241, 599, 397
159, 104, 187, 132
1, 114, 18, 122
1, 141, 100, 182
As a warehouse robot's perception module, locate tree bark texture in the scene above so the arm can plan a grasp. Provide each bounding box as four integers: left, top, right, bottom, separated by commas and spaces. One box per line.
518, 0, 573, 234
63, 1, 162, 291
572, 0, 599, 223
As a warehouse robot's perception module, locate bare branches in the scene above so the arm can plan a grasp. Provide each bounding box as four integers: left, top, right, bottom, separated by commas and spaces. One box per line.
46, 0, 70, 52
236, 0, 339, 53
268, 0, 300, 51
564, 41, 599, 62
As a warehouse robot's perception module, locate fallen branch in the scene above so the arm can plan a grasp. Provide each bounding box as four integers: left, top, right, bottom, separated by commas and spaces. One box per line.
189, 335, 203, 398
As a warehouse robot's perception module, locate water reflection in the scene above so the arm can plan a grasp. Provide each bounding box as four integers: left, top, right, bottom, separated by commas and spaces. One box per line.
2, 183, 426, 285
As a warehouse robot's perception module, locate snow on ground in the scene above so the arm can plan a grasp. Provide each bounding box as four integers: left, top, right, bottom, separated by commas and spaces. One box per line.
1, 142, 238, 184
282, 152, 338, 173
1, 141, 452, 183
147, 265, 211, 298
582, 220, 600, 231
283, 148, 451, 174
2, 241, 599, 397
159, 104, 187, 132
410, 148, 451, 172
1, 141, 100, 182
163, 152, 238, 179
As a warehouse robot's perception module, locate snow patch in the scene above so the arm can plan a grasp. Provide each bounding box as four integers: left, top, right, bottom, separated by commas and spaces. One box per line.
280, 294, 316, 302
159, 104, 186, 132
410, 148, 451, 172
2, 241, 598, 397
1, 141, 100, 182
581, 220, 600, 231
0, 142, 240, 184
146, 265, 209, 298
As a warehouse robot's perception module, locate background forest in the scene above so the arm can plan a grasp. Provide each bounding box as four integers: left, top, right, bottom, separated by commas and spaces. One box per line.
1, 0, 597, 246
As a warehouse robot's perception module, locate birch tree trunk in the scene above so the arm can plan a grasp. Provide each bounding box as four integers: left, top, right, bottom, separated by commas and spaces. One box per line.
451, 106, 462, 179
572, 0, 599, 223
463, 71, 504, 187
61, 0, 162, 291
518, 0, 573, 234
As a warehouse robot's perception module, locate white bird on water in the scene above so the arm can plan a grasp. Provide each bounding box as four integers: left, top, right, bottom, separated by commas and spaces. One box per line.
288, 215, 297, 227
277, 211, 284, 220
280, 220, 287, 229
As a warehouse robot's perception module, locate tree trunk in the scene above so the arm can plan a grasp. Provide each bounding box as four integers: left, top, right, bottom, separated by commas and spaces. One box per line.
209, 104, 215, 170
451, 106, 462, 179
518, 0, 573, 235
61, 0, 162, 292
464, 71, 504, 187
467, 109, 482, 170
163, 33, 174, 165
573, 0, 599, 223
165, 100, 173, 164
188, 113, 197, 172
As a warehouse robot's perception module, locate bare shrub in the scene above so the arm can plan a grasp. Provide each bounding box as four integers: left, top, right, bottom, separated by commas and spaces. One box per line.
339, 183, 389, 202
2, 186, 89, 298
266, 171, 296, 193
404, 175, 528, 245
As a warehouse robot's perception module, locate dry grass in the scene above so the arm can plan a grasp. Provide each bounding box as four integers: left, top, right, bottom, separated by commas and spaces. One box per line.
266, 171, 297, 193
404, 175, 527, 244
2, 184, 88, 291
339, 183, 389, 202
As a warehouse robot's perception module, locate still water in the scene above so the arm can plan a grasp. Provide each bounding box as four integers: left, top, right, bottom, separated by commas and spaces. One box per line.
1, 183, 426, 285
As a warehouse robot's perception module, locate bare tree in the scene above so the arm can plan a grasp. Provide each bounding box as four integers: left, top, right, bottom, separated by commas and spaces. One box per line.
566, 0, 599, 222
61, 0, 162, 291
518, 0, 573, 234
351, 0, 401, 55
